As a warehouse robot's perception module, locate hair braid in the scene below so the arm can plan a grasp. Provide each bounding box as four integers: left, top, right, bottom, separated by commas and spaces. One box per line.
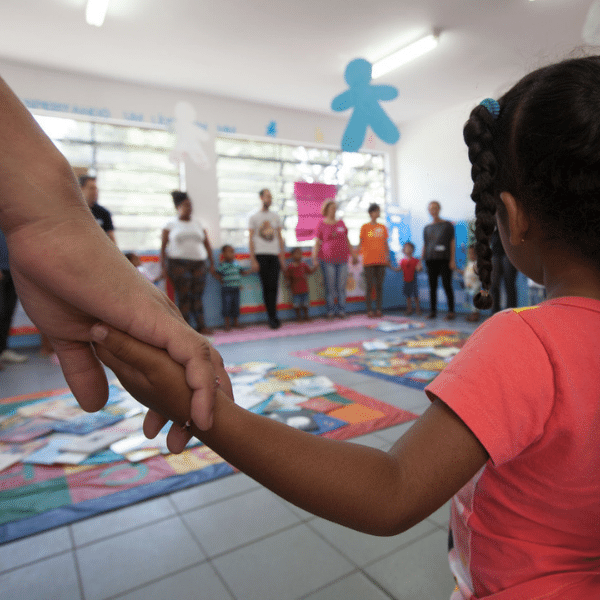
463, 104, 498, 310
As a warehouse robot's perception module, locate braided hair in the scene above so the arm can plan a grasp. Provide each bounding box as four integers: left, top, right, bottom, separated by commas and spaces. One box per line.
463, 55, 600, 309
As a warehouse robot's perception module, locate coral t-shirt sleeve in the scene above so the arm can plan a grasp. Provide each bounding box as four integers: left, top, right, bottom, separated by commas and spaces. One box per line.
425, 310, 554, 466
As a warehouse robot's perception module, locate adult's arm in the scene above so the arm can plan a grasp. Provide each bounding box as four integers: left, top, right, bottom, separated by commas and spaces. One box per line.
449, 233, 456, 271
312, 238, 322, 264
248, 220, 259, 272
343, 221, 359, 264
277, 224, 286, 271
0, 75, 219, 428
203, 229, 215, 273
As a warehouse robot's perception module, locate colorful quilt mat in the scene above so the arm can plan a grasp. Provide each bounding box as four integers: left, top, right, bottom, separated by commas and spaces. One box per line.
0, 365, 417, 544
293, 329, 471, 390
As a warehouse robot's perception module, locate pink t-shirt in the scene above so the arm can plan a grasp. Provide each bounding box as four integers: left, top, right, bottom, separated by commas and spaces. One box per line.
426, 297, 600, 599
316, 219, 350, 263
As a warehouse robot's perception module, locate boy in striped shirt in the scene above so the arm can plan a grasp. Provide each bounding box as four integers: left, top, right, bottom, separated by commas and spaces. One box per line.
215, 245, 251, 330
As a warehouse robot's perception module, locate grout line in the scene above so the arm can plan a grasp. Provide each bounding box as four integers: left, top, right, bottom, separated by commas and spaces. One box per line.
68, 525, 87, 600
103, 559, 212, 600
0, 547, 72, 577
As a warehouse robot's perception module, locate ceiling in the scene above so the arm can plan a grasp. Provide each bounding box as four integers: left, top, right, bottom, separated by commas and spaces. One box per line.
0, 0, 597, 125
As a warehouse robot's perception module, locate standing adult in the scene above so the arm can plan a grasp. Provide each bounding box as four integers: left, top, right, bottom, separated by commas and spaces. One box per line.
423, 200, 456, 320
490, 228, 518, 313
0, 73, 221, 438
161, 190, 215, 335
312, 200, 358, 318
79, 175, 116, 243
358, 203, 390, 317
248, 189, 286, 329
0, 228, 28, 366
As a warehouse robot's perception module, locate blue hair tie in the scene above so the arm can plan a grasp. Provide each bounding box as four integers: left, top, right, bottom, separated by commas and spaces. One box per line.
479, 98, 500, 119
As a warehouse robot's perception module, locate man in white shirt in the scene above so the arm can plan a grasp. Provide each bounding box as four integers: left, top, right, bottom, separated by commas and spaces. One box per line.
248, 189, 286, 329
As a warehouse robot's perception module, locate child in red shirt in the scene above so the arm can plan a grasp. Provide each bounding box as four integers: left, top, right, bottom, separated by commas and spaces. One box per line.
285, 248, 317, 321
395, 241, 422, 315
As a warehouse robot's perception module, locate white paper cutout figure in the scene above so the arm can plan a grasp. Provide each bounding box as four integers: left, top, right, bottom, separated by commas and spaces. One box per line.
583, 0, 600, 44
169, 101, 210, 170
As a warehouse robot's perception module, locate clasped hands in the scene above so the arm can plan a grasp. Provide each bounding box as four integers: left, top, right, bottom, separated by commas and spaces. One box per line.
91, 323, 234, 453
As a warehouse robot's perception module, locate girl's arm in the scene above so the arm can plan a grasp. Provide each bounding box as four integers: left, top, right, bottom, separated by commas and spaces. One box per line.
92, 325, 488, 536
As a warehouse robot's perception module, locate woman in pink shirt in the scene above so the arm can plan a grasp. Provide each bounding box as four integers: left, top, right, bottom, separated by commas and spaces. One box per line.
312, 201, 358, 318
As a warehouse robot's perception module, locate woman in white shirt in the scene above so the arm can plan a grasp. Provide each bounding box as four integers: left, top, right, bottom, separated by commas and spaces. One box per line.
161, 191, 215, 334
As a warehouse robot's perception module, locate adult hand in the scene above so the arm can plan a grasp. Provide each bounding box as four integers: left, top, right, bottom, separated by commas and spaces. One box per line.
449, 259, 456, 271
250, 258, 260, 273
0, 75, 219, 427
92, 324, 233, 453
8, 215, 219, 428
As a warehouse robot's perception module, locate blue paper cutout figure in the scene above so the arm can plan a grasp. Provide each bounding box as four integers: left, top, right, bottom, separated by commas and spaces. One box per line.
266, 120, 277, 137
331, 58, 400, 152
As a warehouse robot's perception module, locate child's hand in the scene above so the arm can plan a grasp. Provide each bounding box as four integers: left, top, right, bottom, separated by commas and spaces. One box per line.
91, 324, 233, 452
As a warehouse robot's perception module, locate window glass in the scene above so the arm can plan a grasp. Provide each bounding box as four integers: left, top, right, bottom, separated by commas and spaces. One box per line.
33, 115, 179, 252
215, 137, 390, 248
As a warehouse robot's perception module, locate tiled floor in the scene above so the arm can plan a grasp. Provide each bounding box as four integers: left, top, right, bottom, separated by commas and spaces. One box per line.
0, 311, 481, 600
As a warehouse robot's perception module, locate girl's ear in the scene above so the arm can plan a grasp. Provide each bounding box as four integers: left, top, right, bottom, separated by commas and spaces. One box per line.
499, 192, 530, 245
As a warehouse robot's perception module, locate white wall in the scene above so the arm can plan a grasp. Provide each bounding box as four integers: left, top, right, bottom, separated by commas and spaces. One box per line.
396, 98, 482, 251
0, 59, 398, 248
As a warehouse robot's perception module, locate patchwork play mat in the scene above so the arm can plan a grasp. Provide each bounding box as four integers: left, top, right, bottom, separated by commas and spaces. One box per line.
209, 315, 425, 345
0, 363, 417, 544
293, 329, 471, 390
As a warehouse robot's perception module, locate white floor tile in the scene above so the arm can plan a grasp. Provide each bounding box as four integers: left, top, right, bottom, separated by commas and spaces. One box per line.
426, 501, 451, 529
302, 572, 393, 600
308, 517, 439, 567
76, 516, 205, 600
71, 496, 177, 546
0, 526, 72, 572
170, 471, 260, 513
213, 524, 354, 600
365, 529, 455, 600
1, 552, 81, 600
114, 562, 234, 600
182, 487, 301, 557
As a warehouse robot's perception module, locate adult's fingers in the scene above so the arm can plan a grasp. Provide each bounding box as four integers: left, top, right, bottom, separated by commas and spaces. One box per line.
166, 425, 193, 454
165, 331, 217, 431
143, 410, 168, 439
52, 339, 109, 412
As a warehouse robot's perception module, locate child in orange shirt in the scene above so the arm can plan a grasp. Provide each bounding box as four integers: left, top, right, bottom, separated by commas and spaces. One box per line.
358, 203, 391, 317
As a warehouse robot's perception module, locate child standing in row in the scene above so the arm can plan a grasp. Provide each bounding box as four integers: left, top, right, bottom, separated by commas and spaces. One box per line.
214, 245, 251, 330
93, 56, 600, 599
396, 241, 422, 315
358, 203, 391, 317
285, 247, 317, 321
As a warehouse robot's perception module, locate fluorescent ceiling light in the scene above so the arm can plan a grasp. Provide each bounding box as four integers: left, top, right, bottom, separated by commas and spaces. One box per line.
86, 0, 110, 27
372, 34, 439, 79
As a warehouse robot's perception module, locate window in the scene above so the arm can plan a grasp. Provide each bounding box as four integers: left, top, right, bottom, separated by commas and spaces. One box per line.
33, 114, 180, 252
216, 136, 391, 248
